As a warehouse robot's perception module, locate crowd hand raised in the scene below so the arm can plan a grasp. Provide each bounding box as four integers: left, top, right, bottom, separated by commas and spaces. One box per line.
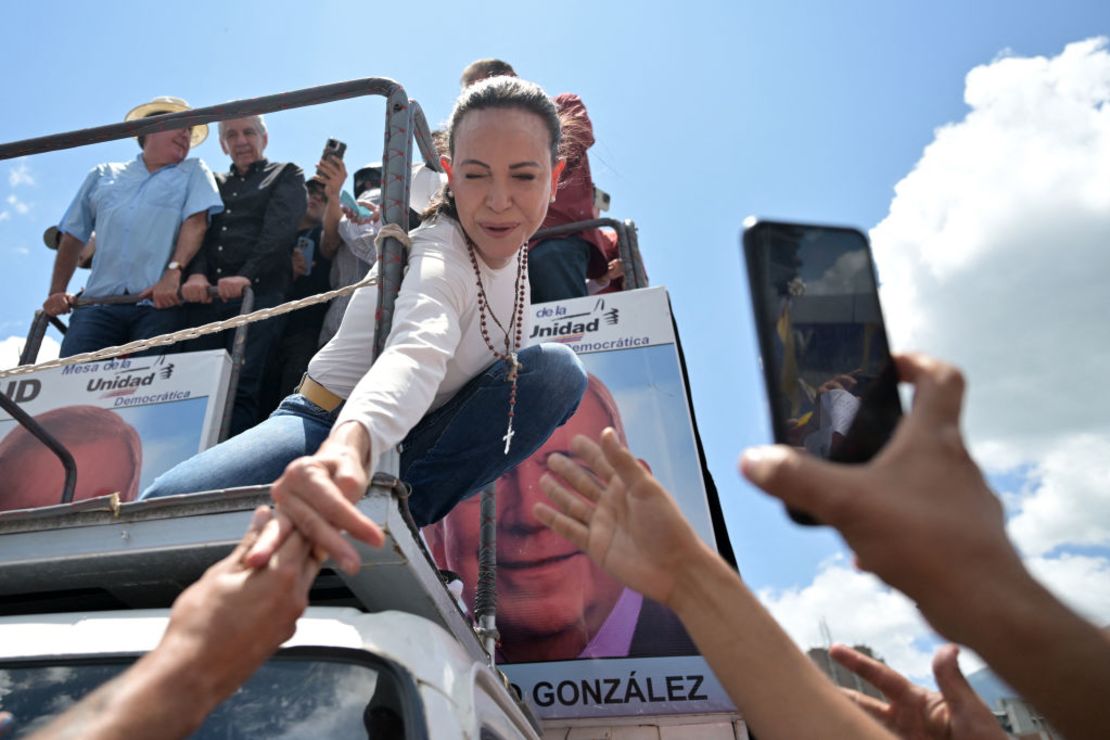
42, 292, 74, 317
181, 274, 212, 303
216, 275, 251, 302
831, 644, 1007, 740
246, 423, 384, 575
315, 156, 347, 200
740, 353, 1024, 642
159, 506, 319, 711
535, 429, 708, 608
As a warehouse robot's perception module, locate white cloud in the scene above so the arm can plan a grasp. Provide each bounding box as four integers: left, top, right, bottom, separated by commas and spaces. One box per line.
762, 38, 1110, 689
871, 37, 1110, 544
0, 335, 60, 371
1006, 434, 1110, 556
0, 211, 10, 222
8, 161, 34, 188
758, 551, 1110, 687
758, 556, 940, 682
5, 194, 30, 215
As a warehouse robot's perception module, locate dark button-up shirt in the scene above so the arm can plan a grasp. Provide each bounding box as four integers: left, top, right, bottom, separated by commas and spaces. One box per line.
188, 158, 307, 295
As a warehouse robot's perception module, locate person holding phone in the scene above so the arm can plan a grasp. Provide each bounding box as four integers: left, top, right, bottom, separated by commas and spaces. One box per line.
536, 354, 1110, 740
313, 155, 382, 347
181, 115, 307, 436
143, 77, 589, 580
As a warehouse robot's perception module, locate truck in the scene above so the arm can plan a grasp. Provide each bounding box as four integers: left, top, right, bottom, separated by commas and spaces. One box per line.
0, 77, 748, 738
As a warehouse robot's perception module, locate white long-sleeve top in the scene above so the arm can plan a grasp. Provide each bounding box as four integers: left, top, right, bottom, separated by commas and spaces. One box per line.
307, 216, 531, 474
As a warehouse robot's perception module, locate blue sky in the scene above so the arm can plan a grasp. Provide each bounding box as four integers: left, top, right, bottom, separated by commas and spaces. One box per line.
2, 0, 1108, 683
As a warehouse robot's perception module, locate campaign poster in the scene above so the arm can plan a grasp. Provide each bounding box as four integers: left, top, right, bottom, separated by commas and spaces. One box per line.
424, 287, 735, 720
0, 350, 230, 512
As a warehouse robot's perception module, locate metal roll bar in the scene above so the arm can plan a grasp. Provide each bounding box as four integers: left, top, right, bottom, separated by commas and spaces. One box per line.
3, 78, 445, 480
0, 77, 436, 373
531, 217, 649, 290
19, 286, 254, 443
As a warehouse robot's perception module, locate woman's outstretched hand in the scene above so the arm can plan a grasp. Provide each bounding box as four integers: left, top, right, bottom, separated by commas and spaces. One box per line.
245, 422, 385, 574
534, 428, 707, 609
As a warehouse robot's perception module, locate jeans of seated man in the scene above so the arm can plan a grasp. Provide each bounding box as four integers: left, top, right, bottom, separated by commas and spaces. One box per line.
60, 303, 186, 358
182, 288, 286, 437
528, 236, 592, 304
139, 342, 588, 527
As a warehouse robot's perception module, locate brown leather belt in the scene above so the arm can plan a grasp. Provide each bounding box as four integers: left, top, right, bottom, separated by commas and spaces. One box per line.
296, 375, 344, 413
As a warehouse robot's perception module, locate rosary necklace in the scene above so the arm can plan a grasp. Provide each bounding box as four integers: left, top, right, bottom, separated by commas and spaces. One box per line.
466, 238, 529, 455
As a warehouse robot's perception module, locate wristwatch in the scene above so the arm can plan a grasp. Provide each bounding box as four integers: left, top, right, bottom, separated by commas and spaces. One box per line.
166, 260, 182, 271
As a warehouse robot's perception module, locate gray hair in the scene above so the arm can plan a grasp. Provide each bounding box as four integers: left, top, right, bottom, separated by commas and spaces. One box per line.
218, 114, 268, 140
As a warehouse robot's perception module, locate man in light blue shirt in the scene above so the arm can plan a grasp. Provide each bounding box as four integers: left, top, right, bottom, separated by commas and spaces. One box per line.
45, 96, 224, 357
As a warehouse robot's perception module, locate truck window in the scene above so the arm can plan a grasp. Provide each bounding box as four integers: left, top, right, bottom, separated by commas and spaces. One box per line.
0, 651, 420, 738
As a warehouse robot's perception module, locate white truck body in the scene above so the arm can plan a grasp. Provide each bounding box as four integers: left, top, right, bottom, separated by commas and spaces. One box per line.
0, 485, 745, 738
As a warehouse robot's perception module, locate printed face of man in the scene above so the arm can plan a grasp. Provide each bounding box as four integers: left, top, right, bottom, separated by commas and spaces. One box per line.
0, 438, 137, 512
435, 386, 625, 662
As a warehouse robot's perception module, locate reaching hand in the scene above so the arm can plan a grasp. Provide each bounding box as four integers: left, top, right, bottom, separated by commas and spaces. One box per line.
246, 422, 384, 575
831, 644, 1007, 740
160, 506, 319, 705
535, 428, 707, 608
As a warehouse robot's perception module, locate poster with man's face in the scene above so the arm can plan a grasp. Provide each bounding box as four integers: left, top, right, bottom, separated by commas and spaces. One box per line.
425, 287, 736, 720
0, 350, 229, 512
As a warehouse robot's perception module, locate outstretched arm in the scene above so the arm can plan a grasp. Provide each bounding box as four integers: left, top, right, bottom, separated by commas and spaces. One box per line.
741, 353, 1110, 740
535, 431, 893, 740
830, 643, 1006, 740
31, 507, 318, 740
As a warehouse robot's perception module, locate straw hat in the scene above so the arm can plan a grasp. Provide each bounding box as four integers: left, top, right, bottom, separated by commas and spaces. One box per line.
124, 96, 208, 148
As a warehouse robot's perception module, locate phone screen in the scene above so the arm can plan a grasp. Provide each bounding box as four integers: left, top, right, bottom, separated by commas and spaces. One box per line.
743, 219, 902, 523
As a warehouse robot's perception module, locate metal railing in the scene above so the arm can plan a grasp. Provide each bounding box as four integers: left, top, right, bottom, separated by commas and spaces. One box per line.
0, 77, 441, 501
531, 217, 648, 290
20, 286, 256, 444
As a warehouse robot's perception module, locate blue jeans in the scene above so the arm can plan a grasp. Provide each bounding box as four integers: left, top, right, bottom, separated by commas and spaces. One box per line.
60, 303, 186, 358
184, 289, 286, 436
141, 342, 587, 526
529, 236, 592, 303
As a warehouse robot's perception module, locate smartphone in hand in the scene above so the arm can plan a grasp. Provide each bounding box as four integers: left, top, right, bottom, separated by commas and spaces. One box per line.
742, 217, 903, 525
322, 138, 347, 161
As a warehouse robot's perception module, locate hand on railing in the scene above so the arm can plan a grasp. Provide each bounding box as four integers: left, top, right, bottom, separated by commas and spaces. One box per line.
140, 270, 185, 309
42, 292, 76, 317
181, 274, 211, 303
216, 276, 251, 302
